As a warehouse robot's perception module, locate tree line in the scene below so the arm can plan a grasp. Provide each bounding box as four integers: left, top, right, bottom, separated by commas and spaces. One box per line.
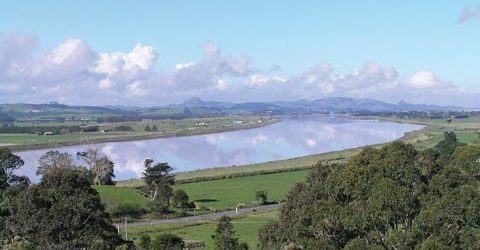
258, 132, 480, 249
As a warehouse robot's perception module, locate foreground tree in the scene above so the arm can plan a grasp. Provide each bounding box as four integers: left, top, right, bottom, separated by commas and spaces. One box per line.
0, 147, 30, 240
7, 167, 126, 249
259, 135, 480, 249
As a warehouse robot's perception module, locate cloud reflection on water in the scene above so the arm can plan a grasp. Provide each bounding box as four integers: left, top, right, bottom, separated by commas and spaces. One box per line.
16, 116, 422, 182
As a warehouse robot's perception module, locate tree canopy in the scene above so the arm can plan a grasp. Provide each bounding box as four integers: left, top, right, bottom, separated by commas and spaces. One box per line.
7, 167, 126, 249
259, 133, 480, 249
143, 159, 175, 211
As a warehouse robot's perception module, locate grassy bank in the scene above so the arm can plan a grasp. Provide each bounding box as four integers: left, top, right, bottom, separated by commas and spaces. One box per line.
117, 148, 356, 188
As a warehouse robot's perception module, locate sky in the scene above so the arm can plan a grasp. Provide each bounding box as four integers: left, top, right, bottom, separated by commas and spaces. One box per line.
0, 1, 479, 107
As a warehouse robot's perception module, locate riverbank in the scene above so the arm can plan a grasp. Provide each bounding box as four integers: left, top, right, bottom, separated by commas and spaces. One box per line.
118, 115, 480, 187
4, 117, 280, 152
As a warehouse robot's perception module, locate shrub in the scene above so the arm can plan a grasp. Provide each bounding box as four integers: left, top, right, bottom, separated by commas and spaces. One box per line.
109, 203, 146, 218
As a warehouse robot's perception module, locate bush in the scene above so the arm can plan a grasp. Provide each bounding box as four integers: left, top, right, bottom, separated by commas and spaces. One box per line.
109, 203, 146, 218
151, 234, 184, 250
172, 189, 191, 208
138, 235, 151, 250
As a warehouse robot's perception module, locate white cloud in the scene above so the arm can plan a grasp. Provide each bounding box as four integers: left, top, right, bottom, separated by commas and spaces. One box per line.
175, 62, 195, 70
98, 78, 114, 89
94, 44, 157, 75
216, 79, 227, 90
126, 80, 148, 97
123, 44, 157, 70
0, 33, 477, 107
402, 70, 452, 89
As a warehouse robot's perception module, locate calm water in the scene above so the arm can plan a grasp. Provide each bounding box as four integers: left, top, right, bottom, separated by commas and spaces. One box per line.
16, 115, 422, 182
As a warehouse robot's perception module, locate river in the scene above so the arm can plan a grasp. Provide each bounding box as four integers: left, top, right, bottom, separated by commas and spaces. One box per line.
16, 115, 423, 182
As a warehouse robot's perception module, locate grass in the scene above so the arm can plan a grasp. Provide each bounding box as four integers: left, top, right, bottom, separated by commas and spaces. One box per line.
388, 117, 480, 150
173, 170, 309, 210
124, 209, 279, 249
96, 170, 309, 212
93, 185, 149, 209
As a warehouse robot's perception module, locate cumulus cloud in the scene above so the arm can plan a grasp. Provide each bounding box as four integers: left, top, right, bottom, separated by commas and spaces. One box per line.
458, 5, 480, 24
402, 70, 453, 90
0, 33, 476, 107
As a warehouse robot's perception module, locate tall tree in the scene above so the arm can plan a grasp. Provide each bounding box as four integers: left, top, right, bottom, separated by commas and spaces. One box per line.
214, 216, 239, 250
0, 147, 30, 240
143, 159, 175, 209
77, 148, 116, 185
7, 167, 127, 249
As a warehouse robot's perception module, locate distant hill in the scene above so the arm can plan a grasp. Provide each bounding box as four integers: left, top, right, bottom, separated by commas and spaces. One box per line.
0, 97, 468, 122
170, 97, 465, 113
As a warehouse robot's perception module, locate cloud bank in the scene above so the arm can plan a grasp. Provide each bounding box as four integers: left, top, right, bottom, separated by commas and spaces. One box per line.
0, 33, 477, 107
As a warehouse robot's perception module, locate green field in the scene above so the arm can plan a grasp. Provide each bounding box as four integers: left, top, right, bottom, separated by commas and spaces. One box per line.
125, 210, 279, 249
174, 170, 309, 210
94, 185, 149, 209
96, 170, 309, 212
389, 117, 480, 150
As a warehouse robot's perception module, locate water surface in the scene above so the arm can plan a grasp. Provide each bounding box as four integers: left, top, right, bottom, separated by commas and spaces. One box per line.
16, 116, 422, 182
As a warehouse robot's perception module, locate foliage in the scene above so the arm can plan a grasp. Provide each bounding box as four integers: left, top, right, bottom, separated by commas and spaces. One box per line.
172, 189, 191, 208
0, 147, 30, 240
255, 190, 268, 205
109, 203, 146, 218
259, 133, 480, 249
143, 159, 175, 211
214, 216, 239, 250
78, 148, 116, 185
138, 234, 151, 250
36, 150, 75, 175
6, 167, 126, 249
151, 233, 184, 250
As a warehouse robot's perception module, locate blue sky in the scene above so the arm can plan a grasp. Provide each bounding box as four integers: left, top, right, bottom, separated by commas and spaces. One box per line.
0, 1, 479, 106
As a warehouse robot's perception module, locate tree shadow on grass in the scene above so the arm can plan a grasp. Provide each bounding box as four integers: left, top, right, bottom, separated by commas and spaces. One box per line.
194, 199, 218, 203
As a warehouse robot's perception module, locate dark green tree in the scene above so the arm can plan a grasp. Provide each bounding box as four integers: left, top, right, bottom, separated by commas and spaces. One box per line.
151, 233, 184, 250
259, 140, 480, 249
138, 234, 151, 250
172, 189, 190, 208
0, 147, 30, 241
143, 159, 175, 211
255, 190, 268, 205
214, 216, 239, 250
7, 167, 126, 249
